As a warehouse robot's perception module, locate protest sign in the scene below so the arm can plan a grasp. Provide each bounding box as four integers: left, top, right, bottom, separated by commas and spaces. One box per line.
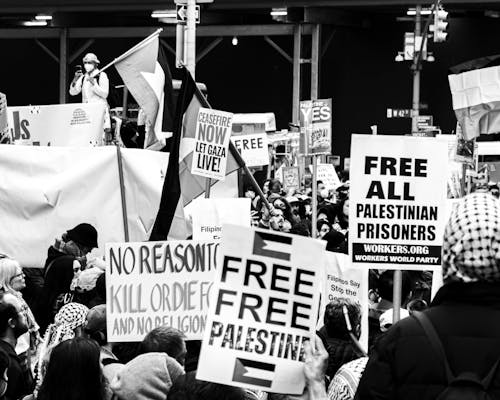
106, 240, 218, 342
0, 145, 167, 268
282, 166, 300, 192
191, 107, 233, 181
7, 103, 105, 146
197, 225, 325, 394
190, 198, 251, 240
231, 132, 269, 167
299, 99, 332, 155
310, 163, 341, 191
319, 252, 369, 350
349, 135, 448, 270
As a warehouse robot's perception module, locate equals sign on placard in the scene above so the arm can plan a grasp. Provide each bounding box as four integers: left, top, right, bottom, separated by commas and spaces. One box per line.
252, 231, 292, 261
232, 358, 276, 388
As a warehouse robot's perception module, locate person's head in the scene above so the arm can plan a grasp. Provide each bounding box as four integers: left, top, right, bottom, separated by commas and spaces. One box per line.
0, 351, 8, 397
286, 196, 300, 214
317, 180, 326, 192
38, 337, 104, 400
169, 371, 246, 400
138, 326, 187, 366
317, 208, 330, 223
269, 209, 285, 231
0, 257, 25, 293
0, 292, 28, 339
244, 187, 256, 200
323, 298, 362, 340
82, 53, 100, 73
443, 193, 500, 283
66, 223, 98, 255
269, 179, 282, 194
110, 353, 184, 400
262, 180, 271, 195
47, 302, 89, 344
84, 304, 107, 346
324, 230, 346, 252
317, 220, 331, 239
377, 271, 412, 304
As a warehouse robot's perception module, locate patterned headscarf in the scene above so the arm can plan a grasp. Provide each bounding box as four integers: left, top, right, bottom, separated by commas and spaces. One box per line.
443, 193, 500, 282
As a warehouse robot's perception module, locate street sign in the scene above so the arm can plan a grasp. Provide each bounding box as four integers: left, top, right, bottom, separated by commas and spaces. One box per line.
387, 108, 412, 118
417, 115, 434, 130
176, 4, 200, 23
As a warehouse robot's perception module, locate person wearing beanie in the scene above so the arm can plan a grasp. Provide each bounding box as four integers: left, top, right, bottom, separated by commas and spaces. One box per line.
357, 193, 500, 400
110, 353, 184, 400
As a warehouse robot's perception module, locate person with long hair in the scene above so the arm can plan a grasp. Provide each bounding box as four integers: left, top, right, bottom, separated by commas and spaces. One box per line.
37, 337, 105, 400
0, 258, 40, 369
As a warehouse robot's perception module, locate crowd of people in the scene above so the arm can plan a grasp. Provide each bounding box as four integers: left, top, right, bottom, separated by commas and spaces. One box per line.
3, 173, 500, 399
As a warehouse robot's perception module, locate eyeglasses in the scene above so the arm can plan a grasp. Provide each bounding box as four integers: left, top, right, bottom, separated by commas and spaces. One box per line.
9, 272, 24, 283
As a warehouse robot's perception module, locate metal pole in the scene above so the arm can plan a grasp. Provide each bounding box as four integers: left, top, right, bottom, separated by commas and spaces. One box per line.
312, 154, 318, 238
122, 87, 128, 118
186, 0, 197, 78
392, 270, 403, 323
292, 24, 302, 125
116, 145, 130, 241
311, 24, 320, 100
176, 24, 185, 68
59, 28, 68, 104
411, 5, 422, 134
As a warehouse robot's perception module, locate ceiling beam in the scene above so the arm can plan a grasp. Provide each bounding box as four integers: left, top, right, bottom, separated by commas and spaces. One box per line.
0, 24, 313, 39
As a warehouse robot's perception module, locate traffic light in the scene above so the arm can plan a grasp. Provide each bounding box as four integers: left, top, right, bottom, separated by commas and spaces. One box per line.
431, 7, 449, 43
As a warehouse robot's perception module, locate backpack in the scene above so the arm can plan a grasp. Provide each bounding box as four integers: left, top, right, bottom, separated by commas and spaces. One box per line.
413, 311, 500, 400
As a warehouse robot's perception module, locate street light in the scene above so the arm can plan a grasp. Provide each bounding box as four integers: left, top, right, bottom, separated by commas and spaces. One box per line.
232, 36, 239, 46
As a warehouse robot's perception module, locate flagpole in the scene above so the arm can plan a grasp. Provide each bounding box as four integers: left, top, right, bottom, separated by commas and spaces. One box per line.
98, 28, 163, 75
205, 178, 211, 198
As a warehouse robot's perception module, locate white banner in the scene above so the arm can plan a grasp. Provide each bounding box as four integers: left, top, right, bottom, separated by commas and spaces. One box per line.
349, 135, 448, 270
191, 107, 233, 181
197, 225, 325, 394
190, 198, 251, 241
0, 145, 167, 268
231, 133, 269, 167
7, 103, 105, 146
106, 240, 218, 342
319, 252, 369, 351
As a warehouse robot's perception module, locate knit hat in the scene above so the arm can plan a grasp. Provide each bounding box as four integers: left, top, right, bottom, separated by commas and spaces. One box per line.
443, 193, 500, 283
85, 304, 106, 333
110, 353, 184, 400
67, 223, 98, 248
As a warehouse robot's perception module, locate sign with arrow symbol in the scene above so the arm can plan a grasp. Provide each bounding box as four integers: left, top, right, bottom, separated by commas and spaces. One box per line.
176, 4, 200, 24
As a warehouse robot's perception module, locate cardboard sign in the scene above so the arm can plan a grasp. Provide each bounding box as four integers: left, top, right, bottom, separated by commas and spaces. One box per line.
0, 145, 168, 268
190, 198, 251, 241
282, 167, 300, 192
231, 133, 269, 167
106, 240, 218, 342
299, 99, 332, 155
7, 103, 105, 146
315, 164, 341, 191
191, 107, 233, 181
197, 225, 325, 394
319, 252, 369, 350
349, 135, 448, 270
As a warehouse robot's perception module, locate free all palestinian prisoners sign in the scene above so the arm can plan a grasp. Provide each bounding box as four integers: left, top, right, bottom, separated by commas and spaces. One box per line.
106, 240, 218, 342
349, 135, 448, 270
196, 225, 325, 394
191, 107, 233, 181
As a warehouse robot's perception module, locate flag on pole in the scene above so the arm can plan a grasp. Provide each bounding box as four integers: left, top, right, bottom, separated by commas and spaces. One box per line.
150, 68, 240, 240
449, 56, 500, 140
114, 32, 174, 150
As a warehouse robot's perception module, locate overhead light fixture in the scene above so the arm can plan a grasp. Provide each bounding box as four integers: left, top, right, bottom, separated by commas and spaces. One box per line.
35, 14, 52, 21
427, 53, 435, 62
23, 20, 48, 26
395, 52, 404, 62
407, 8, 432, 16
151, 9, 177, 19
270, 8, 287, 17
232, 36, 238, 46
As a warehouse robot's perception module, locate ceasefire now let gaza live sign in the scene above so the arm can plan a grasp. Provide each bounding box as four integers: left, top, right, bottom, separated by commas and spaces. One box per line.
196, 225, 325, 394
349, 134, 448, 270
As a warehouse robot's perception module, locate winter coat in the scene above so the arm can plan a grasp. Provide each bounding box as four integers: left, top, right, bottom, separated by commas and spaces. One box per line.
355, 281, 500, 400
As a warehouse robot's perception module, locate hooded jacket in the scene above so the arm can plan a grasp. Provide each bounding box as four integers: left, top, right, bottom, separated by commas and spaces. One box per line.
355, 282, 500, 400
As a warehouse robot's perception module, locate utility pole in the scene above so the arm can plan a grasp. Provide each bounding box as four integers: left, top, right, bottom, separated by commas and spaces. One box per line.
185, 0, 197, 78
411, 5, 422, 134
